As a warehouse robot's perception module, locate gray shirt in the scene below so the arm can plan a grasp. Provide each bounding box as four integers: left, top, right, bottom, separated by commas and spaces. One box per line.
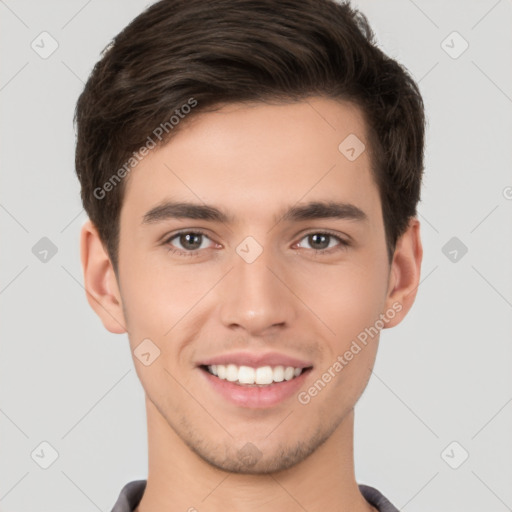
111, 480, 400, 512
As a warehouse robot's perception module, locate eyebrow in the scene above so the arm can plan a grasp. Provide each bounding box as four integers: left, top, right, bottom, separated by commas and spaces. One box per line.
141, 199, 368, 226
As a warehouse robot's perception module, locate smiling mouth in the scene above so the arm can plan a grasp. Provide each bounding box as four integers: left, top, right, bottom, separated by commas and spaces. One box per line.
200, 364, 313, 387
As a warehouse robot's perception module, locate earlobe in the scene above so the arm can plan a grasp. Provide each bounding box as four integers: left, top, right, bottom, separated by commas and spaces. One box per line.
383, 218, 423, 328
80, 219, 127, 334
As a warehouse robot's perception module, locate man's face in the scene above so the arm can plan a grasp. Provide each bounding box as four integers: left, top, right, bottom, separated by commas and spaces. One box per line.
115, 97, 396, 473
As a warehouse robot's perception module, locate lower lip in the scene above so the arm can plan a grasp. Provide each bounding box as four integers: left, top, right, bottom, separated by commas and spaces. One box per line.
199, 367, 311, 409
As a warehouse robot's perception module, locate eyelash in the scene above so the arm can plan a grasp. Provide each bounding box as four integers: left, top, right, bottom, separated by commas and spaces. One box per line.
163, 229, 350, 257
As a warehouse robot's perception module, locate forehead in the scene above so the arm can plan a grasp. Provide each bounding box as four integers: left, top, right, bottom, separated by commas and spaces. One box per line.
120, 97, 380, 226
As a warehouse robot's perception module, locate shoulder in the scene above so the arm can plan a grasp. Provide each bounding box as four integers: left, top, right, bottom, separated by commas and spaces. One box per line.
358, 484, 400, 512
111, 480, 147, 512
111, 480, 398, 512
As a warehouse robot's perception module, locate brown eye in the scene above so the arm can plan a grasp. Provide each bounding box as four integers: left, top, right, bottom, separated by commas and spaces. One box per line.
164, 230, 213, 255
296, 231, 349, 254
177, 232, 203, 250
307, 233, 330, 250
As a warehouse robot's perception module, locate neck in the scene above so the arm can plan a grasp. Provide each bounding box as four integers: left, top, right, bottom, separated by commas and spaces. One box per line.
136, 398, 376, 512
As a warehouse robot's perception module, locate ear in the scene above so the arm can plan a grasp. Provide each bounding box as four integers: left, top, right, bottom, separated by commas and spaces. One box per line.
80, 219, 127, 334
383, 217, 423, 328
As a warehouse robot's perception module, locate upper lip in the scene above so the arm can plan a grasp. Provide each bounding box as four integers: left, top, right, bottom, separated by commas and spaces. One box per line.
198, 351, 313, 369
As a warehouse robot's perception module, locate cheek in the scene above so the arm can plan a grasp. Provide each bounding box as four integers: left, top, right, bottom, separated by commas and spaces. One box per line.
304, 267, 386, 405
301, 260, 389, 346
118, 251, 218, 372
119, 247, 187, 329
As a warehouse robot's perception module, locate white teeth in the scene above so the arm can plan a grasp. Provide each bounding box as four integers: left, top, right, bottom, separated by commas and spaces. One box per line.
238, 366, 255, 384
226, 364, 238, 382
206, 364, 305, 385
273, 365, 284, 382
255, 366, 273, 385
284, 366, 295, 381
216, 364, 226, 379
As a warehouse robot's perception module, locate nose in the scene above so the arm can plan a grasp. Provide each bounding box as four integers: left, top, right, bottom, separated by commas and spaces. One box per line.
218, 242, 297, 336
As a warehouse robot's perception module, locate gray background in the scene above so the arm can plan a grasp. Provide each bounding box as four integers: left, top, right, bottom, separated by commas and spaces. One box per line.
1, 0, 511, 510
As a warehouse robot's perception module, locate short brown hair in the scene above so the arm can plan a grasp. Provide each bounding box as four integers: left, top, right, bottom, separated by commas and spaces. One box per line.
74, 0, 425, 274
